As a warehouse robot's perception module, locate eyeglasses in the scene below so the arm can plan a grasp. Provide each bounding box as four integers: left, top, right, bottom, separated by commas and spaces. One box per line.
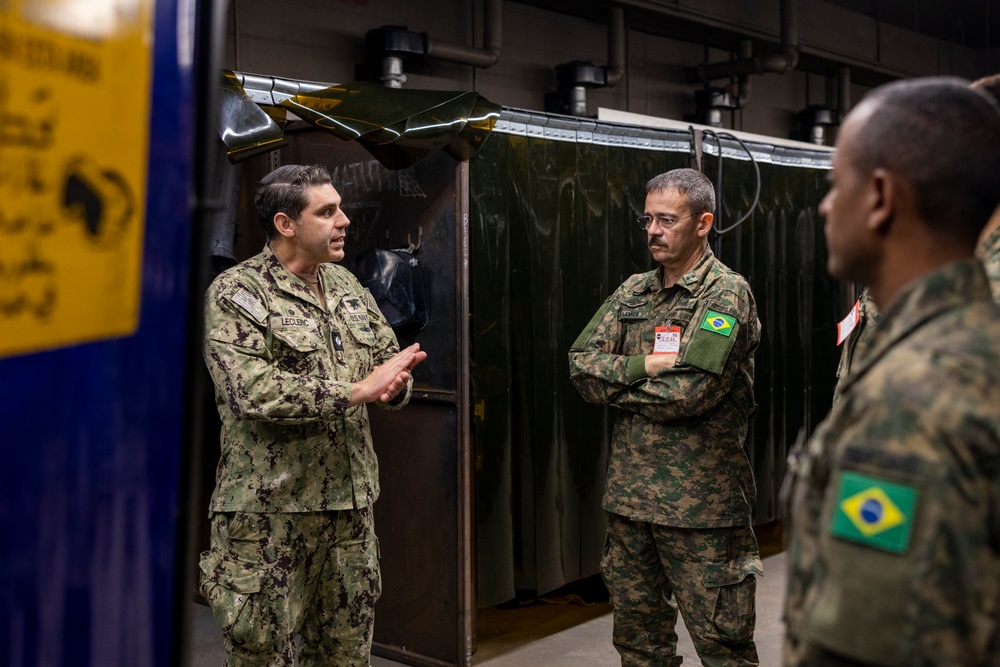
636, 211, 703, 230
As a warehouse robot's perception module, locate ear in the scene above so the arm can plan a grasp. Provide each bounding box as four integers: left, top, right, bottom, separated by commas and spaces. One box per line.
867, 168, 896, 235
696, 212, 714, 238
273, 211, 297, 239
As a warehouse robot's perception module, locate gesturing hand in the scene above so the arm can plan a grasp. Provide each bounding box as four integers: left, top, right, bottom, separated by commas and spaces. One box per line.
350, 343, 428, 406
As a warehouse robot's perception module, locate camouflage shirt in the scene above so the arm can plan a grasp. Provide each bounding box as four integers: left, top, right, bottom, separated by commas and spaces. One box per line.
203, 244, 409, 513
568, 246, 760, 528
976, 223, 1000, 302
784, 259, 1000, 666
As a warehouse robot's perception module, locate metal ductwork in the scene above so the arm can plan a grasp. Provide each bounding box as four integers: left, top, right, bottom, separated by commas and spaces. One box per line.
838, 66, 851, 118
426, 0, 502, 68
687, 0, 799, 85
360, 0, 503, 88
548, 6, 627, 117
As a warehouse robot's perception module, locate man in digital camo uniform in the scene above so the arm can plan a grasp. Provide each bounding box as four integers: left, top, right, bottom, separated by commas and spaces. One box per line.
833, 73, 1000, 396
199, 164, 426, 666
973, 73, 1000, 303
784, 78, 1000, 666
569, 168, 762, 667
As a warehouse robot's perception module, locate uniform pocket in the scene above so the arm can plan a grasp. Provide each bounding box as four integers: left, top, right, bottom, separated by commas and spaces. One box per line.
271, 327, 325, 376
703, 556, 763, 642
198, 548, 268, 650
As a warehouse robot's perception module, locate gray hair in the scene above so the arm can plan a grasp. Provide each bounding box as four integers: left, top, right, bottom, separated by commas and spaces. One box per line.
645, 168, 716, 215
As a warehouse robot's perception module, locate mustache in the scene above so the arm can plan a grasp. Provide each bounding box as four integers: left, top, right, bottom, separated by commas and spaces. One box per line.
648, 241, 668, 248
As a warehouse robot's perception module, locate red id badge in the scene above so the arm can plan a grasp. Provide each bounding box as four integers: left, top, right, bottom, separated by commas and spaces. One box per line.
653, 325, 681, 354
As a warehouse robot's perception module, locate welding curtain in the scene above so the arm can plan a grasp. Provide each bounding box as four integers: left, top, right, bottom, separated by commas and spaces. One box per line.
469, 122, 842, 607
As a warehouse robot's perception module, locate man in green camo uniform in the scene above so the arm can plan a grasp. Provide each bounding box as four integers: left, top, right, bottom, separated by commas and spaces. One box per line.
199, 164, 427, 667
973, 74, 1000, 304
832, 287, 879, 400
784, 79, 1000, 666
833, 73, 1000, 398
569, 168, 763, 667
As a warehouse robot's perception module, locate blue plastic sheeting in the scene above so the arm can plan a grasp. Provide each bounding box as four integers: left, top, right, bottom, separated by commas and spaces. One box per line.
0, 0, 193, 664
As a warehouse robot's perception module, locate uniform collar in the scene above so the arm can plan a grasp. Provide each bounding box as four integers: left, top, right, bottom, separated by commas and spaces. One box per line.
844, 258, 993, 388
638, 244, 716, 294
262, 243, 327, 308
976, 224, 1000, 264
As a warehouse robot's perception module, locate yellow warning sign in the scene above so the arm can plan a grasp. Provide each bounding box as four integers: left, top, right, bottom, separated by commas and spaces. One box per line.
0, 0, 154, 357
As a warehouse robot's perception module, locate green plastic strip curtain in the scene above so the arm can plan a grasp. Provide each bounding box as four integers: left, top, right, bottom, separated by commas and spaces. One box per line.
469, 111, 842, 606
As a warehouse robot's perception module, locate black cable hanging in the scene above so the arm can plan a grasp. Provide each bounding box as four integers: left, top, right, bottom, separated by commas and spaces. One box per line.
693, 127, 762, 236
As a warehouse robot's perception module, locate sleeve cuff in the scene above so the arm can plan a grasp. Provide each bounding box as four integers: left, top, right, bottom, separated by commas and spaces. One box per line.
325, 380, 354, 412
377, 375, 413, 410
625, 355, 648, 384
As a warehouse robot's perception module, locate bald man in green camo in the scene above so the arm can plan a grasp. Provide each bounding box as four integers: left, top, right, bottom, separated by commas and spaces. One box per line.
833, 73, 1000, 399
569, 168, 762, 667
199, 164, 426, 667
784, 78, 1000, 666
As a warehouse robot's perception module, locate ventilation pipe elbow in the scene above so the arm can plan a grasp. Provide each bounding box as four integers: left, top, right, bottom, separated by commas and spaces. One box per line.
604, 7, 626, 88
425, 0, 502, 68
687, 0, 798, 85
548, 7, 627, 116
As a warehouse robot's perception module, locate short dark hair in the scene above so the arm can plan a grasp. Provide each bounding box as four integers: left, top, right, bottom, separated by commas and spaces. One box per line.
850, 77, 1000, 243
646, 168, 716, 215
254, 164, 333, 239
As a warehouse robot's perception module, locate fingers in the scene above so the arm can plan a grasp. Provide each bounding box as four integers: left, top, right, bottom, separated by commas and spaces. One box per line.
378, 370, 412, 403
352, 344, 427, 406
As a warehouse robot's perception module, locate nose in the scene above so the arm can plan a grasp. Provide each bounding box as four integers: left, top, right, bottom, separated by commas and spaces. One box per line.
818, 192, 830, 218
338, 211, 351, 228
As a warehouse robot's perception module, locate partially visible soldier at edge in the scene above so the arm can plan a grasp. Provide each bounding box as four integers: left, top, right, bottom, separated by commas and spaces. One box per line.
199, 164, 427, 666
783, 78, 1000, 666
832, 72, 1000, 400
973, 72, 1000, 302
569, 168, 762, 667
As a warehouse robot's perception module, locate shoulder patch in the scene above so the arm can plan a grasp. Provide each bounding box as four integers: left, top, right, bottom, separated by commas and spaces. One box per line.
682, 308, 740, 374
829, 471, 917, 554
228, 287, 268, 324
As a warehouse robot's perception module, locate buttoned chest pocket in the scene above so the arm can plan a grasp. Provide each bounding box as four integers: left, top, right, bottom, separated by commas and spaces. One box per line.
668, 297, 698, 330
617, 296, 651, 354
271, 328, 326, 377
339, 298, 377, 347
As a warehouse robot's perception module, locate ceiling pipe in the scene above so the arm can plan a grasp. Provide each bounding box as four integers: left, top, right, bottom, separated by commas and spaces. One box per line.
425, 0, 502, 68
688, 0, 799, 83
837, 66, 851, 117
736, 39, 753, 108
605, 6, 626, 87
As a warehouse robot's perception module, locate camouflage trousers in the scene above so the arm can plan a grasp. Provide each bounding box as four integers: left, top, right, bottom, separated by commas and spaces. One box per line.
601, 513, 763, 667
199, 507, 381, 667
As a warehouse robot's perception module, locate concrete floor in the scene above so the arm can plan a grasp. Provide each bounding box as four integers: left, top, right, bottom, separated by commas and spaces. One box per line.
190, 551, 787, 666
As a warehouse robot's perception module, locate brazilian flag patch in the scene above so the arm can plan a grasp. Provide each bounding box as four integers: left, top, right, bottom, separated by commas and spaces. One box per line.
700, 310, 735, 336
829, 471, 917, 554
